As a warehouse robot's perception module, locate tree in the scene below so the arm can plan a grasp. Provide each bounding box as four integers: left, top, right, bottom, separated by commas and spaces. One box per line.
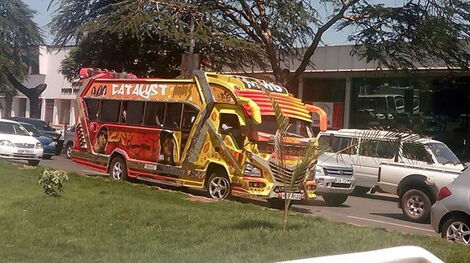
49, 0, 266, 80
0, 0, 45, 118
206, 0, 470, 92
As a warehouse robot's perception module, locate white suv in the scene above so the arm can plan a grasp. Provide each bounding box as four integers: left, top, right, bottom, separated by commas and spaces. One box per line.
0, 119, 43, 166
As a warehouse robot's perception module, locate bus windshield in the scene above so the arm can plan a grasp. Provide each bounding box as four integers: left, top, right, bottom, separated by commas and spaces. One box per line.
253, 116, 312, 138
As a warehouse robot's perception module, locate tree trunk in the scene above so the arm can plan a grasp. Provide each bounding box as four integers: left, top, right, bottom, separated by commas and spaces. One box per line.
285, 73, 300, 98
29, 96, 42, 119
6, 71, 46, 119
2, 95, 13, 119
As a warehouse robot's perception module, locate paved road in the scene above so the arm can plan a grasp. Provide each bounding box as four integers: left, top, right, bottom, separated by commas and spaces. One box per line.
39, 155, 436, 237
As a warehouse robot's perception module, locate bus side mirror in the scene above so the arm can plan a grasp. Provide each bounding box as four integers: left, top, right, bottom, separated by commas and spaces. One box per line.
238, 97, 261, 125
306, 104, 327, 131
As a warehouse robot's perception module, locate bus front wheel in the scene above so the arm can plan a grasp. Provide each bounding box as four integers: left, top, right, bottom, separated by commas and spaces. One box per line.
206, 170, 231, 199
109, 156, 128, 181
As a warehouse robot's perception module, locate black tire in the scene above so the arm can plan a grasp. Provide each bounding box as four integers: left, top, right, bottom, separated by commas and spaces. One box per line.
206, 169, 231, 199
109, 156, 128, 181
441, 215, 470, 245
55, 141, 63, 155
322, 194, 348, 206
65, 143, 73, 159
400, 189, 432, 223
43, 155, 52, 160
352, 186, 370, 196
28, 160, 40, 166
267, 198, 291, 210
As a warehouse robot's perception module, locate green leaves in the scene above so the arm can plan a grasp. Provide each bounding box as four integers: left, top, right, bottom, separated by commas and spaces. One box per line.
342, 1, 470, 71
38, 168, 69, 197
0, 0, 43, 95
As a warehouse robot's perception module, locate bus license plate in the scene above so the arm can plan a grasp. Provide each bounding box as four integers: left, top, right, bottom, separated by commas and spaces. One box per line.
335, 178, 350, 184
18, 149, 33, 154
278, 192, 302, 200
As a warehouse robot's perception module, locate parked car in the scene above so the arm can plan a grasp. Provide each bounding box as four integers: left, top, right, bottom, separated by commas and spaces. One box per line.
313, 154, 355, 206
0, 119, 43, 166
318, 129, 465, 222
63, 125, 75, 158
315, 136, 357, 206
431, 169, 470, 245
19, 122, 56, 159
9, 117, 64, 155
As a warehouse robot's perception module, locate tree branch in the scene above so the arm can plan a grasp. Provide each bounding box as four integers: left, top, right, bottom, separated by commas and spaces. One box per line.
294, 0, 359, 78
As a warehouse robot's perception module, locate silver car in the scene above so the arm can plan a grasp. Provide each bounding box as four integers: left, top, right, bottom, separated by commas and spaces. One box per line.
431, 168, 470, 244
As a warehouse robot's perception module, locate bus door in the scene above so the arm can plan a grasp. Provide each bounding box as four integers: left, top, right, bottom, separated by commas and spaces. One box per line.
218, 110, 247, 177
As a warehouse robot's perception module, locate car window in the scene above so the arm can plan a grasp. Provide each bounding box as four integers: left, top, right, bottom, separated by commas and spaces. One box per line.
318, 135, 357, 154
0, 122, 29, 136
402, 143, 433, 163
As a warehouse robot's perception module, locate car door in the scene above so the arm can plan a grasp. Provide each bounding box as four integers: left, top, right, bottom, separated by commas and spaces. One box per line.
354, 140, 399, 188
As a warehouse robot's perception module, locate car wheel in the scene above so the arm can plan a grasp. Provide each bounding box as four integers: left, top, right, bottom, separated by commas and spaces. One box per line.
28, 160, 40, 166
109, 156, 128, 181
322, 194, 348, 206
65, 143, 73, 159
441, 215, 470, 245
206, 170, 231, 199
400, 189, 431, 223
352, 186, 370, 196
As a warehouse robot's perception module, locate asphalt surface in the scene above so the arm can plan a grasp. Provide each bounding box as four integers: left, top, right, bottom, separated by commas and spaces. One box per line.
37, 155, 436, 237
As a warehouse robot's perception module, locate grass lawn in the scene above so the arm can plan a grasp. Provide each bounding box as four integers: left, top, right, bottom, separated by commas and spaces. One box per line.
0, 160, 468, 263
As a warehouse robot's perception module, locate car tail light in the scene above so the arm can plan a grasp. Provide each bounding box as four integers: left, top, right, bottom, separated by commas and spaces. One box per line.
436, 186, 452, 201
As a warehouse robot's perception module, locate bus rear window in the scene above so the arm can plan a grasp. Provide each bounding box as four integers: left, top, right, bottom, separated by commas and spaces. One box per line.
85, 99, 100, 121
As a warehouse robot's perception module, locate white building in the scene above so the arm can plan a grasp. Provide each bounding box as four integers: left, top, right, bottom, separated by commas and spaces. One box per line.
0, 46, 78, 127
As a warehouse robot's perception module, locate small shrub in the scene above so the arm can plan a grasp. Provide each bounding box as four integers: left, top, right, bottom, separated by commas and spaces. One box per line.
38, 168, 68, 197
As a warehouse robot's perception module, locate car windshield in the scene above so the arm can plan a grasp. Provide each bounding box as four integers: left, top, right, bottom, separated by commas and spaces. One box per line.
253, 116, 313, 138
21, 123, 41, 137
425, 143, 461, 165
0, 122, 30, 136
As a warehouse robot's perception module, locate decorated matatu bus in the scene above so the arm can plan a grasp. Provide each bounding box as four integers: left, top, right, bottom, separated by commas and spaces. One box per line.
72, 68, 328, 204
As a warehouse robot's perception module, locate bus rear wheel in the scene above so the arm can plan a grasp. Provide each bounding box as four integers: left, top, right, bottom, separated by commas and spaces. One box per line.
207, 170, 231, 199
109, 156, 128, 181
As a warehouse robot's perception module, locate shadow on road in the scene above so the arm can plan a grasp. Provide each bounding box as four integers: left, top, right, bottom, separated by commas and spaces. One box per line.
370, 212, 430, 225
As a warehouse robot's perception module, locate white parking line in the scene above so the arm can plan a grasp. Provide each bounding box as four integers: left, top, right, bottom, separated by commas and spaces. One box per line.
347, 216, 435, 233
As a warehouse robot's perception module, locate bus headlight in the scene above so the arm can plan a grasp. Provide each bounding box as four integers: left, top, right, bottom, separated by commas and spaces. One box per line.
243, 163, 262, 177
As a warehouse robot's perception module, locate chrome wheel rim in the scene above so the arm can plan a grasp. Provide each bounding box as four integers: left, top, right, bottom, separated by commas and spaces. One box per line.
446, 221, 470, 244
112, 162, 124, 180
406, 195, 424, 216
66, 145, 72, 158
208, 177, 229, 199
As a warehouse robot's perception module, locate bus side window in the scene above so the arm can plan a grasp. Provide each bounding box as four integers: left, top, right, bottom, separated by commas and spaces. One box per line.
164, 103, 183, 129
144, 102, 165, 127
181, 104, 198, 130
100, 100, 120, 123
121, 101, 145, 125
84, 99, 100, 121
